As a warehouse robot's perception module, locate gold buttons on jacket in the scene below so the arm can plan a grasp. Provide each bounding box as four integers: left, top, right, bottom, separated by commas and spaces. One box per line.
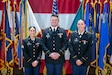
33, 52, 35, 54
53, 48, 55, 50
53, 37, 55, 39
79, 41, 81, 43
78, 52, 80, 54
33, 48, 36, 57
53, 44, 55, 46
33, 55, 35, 57
53, 40, 55, 43
33, 49, 35, 51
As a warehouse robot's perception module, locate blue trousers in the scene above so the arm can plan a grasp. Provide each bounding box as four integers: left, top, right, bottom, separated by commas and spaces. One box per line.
24, 66, 40, 75
72, 65, 88, 75
46, 63, 63, 75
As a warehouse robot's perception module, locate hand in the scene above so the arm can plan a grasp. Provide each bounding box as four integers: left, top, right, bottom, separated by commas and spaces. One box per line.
76, 59, 83, 66
54, 53, 60, 60
32, 61, 38, 67
49, 52, 60, 60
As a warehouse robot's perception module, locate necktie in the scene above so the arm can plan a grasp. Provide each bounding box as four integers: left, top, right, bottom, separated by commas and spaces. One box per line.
53, 28, 55, 32
79, 34, 82, 38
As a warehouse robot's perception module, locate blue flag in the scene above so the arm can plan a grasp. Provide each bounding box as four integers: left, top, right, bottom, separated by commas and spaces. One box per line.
85, 2, 90, 31
15, 13, 19, 37
110, 16, 112, 64
91, 2, 101, 67
108, 2, 112, 64
17, 39, 22, 68
15, 6, 22, 68
98, 1, 110, 69
4, 2, 13, 64
18, 1, 23, 68
52, 0, 58, 15
95, 2, 100, 33
84, 2, 96, 67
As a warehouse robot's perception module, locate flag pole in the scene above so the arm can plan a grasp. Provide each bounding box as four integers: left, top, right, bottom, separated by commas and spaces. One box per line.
80, 0, 84, 19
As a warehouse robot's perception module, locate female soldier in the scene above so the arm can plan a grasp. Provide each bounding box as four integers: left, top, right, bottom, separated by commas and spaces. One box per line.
22, 26, 46, 75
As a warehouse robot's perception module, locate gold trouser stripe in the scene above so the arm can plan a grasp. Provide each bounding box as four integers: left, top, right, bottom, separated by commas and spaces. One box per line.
45, 50, 49, 55
86, 66, 90, 75
60, 50, 64, 54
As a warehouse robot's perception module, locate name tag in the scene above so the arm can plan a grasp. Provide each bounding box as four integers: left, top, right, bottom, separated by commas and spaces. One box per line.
82, 40, 88, 44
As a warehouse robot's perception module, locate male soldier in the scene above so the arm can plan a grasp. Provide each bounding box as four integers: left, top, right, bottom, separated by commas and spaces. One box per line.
42, 14, 69, 75
69, 19, 92, 75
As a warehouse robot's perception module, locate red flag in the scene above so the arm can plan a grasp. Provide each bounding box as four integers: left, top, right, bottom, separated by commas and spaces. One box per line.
0, 9, 5, 70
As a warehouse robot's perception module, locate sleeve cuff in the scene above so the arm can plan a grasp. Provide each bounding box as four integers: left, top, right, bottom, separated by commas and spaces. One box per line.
80, 57, 88, 62
72, 55, 77, 59
36, 57, 41, 61
27, 58, 33, 64
59, 49, 65, 55
72, 55, 78, 62
45, 50, 51, 55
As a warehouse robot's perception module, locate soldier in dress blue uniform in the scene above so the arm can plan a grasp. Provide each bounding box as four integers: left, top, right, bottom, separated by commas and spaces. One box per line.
22, 26, 47, 75
69, 19, 93, 75
42, 14, 69, 75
